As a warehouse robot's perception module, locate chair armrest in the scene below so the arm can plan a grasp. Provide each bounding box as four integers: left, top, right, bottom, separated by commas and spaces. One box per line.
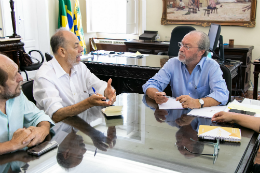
29, 50, 44, 63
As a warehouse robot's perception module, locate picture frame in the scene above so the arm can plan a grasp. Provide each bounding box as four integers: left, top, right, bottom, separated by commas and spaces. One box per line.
161, 0, 257, 27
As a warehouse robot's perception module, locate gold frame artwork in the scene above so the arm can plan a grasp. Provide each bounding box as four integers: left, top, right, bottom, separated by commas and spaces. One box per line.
161, 0, 257, 27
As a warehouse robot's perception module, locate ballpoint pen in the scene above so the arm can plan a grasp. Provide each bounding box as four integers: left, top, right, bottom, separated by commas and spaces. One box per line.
94, 147, 98, 157
92, 87, 109, 101
94, 132, 105, 157
92, 87, 97, 94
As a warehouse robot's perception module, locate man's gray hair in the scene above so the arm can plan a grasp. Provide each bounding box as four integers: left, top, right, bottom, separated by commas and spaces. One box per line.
189, 31, 210, 57
50, 28, 71, 54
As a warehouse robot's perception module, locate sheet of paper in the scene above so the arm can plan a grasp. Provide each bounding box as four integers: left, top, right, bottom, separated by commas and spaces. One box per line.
159, 97, 183, 109
187, 106, 226, 118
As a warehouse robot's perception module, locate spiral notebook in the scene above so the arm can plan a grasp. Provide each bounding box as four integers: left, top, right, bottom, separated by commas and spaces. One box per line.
198, 125, 241, 142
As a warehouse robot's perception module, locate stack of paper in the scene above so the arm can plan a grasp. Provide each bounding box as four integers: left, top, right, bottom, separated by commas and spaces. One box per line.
226, 99, 260, 117
101, 106, 123, 127
101, 106, 123, 116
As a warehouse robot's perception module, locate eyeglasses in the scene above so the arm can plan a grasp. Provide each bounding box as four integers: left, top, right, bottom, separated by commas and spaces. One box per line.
184, 138, 220, 164
178, 42, 200, 50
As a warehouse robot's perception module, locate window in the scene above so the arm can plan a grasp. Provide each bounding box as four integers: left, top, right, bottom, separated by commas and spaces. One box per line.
86, 0, 139, 34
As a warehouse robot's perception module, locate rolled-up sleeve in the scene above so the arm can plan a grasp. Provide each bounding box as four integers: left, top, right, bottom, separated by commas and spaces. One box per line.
142, 59, 172, 94
207, 64, 229, 105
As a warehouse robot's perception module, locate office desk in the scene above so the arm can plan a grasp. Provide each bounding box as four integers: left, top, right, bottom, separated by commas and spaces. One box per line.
253, 61, 260, 99
1, 93, 259, 173
82, 55, 241, 96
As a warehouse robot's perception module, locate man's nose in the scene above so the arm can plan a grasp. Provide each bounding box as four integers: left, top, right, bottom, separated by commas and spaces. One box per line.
179, 46, 185, 52
79, 45, 83, 53
17, 73, 23, 82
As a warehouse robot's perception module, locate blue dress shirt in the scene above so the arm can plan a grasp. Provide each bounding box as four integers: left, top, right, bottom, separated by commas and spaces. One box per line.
0, 92, 55, 144
142, 57, 229, 105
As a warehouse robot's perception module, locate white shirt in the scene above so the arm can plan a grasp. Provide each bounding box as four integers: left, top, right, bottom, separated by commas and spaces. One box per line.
33, 58, 107, 119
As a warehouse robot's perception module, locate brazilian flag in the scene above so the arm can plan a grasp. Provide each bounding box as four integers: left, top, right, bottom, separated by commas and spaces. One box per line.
64, 0, 74, 32
58, 0, 69, 30
58, 0, 73, 32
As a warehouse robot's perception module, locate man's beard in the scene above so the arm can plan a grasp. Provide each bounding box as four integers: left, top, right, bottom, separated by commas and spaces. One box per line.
1, 83, 22, 100
178, 52, 198, 65
67, 54, 79, 67
178, 52, 186, 64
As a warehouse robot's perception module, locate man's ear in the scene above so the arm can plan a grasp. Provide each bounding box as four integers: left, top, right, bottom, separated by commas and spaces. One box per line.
57, 47, 66, 58
0, 85, 4, 95
198, 50, 205, 57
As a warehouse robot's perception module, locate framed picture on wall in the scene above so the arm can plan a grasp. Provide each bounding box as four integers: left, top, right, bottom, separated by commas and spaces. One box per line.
161, 0, 256, 27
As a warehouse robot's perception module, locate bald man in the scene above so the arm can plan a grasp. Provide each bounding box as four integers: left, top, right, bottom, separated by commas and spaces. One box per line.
33, 28, 116, 123
143, 31, 229, 109
0, 54, 54, 155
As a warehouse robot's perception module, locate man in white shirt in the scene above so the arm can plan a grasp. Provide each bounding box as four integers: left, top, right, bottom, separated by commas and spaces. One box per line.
33, 28, 116, 123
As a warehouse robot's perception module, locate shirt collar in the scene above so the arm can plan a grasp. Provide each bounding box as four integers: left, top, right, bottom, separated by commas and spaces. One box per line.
196, 56, 207, 70
51, 57, 77, 78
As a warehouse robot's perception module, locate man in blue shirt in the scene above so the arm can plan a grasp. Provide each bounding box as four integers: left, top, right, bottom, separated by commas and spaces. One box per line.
0, 54, 54, 155
143, 31, 229, 109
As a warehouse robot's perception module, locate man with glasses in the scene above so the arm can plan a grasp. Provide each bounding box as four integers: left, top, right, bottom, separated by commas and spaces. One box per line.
143, 31, 229, 109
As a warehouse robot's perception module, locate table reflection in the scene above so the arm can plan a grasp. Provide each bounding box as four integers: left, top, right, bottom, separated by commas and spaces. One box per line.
56, 129, 86, 169
0, 93, 257, 173
142, 94, 215, 160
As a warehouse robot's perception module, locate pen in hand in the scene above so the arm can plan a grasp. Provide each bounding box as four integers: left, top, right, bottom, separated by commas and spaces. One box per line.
92, 87, 109, 101
92, 87, 97, 94
162, 95, 171, 98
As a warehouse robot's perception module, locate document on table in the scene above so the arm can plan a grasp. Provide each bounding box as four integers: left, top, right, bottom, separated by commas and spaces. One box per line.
227, 99, 260, 117
187, 106, 226, 118
159, 97, 183, 109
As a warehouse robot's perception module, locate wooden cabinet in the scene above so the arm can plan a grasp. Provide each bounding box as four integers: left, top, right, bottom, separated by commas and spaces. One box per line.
214, 45, 254, 94
0, 39, 24, 67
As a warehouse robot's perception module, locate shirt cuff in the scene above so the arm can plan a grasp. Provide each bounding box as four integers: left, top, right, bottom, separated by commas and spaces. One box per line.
46, 102, 64, 119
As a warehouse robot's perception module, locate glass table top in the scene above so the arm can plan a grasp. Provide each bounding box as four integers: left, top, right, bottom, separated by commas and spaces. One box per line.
0, 93, 256, 173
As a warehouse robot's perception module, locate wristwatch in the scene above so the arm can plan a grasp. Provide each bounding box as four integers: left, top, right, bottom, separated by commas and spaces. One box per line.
199, 99, 204, 108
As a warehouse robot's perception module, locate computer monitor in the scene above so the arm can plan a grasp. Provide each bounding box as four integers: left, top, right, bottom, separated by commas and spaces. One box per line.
208, 23, 221, 52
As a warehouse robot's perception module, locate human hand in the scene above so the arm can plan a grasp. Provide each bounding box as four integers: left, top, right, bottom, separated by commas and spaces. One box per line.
104, 78, 116, 104
88, 93, 112, 107
154, 92, 168, 105
10, 128, 32, 150
212, 111, 235, 123
22, 125, 50, 148
90, 131, 111, 151
107, 126, 117, 148
175, 114, 195, 126
154, 108, 168, 123
176, 95, 200, 109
